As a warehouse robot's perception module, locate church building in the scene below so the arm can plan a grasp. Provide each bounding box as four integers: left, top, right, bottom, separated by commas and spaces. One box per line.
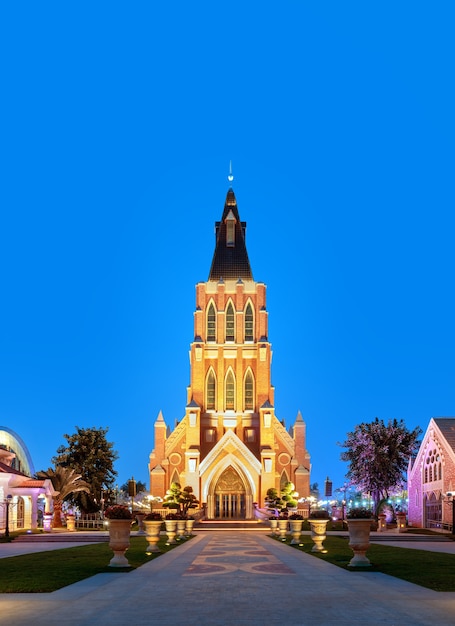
149, 187, 311, 519
407, 417, 455, 530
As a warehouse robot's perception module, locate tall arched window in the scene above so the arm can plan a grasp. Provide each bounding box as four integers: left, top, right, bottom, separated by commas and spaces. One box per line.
226, 302, 235, 342
280, 471, 289, 491
225, 370, 235, 410
244, 370, 254, 411
424, 447, 441, 485
206, 370, 216, 411
207, 302, 216, 342
245, 302, 254, 342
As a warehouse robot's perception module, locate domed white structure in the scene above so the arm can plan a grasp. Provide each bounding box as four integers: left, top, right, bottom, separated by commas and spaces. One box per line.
0, 426, 56, 532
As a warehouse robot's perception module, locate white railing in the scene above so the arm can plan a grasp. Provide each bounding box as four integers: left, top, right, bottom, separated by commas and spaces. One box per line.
76, 515, 106, 530
148, 507, 205, 520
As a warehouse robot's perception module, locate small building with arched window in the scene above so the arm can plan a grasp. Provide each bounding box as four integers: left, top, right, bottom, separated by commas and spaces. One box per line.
149, 187, 311, 519
0, 426, 56, 531
407, 417, 455, 531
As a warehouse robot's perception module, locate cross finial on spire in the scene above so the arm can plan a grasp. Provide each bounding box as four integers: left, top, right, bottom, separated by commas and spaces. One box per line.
228, 160, 234, 183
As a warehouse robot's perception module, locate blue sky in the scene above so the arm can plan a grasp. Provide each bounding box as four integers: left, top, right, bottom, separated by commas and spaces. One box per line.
1, 2, 454, 495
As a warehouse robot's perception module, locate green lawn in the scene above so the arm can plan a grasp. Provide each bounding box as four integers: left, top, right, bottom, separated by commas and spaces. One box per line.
2, 533, 454, 594
0, 536, 188, 593
276, 535, 455, 592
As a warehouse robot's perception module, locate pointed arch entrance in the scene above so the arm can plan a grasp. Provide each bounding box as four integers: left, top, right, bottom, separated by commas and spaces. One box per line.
214, 466, 246, 519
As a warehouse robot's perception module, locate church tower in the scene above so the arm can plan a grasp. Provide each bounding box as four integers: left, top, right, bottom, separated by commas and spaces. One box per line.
149, 187, 310, 518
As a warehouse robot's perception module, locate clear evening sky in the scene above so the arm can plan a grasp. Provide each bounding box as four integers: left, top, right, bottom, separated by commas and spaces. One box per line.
1, 3, 454, 495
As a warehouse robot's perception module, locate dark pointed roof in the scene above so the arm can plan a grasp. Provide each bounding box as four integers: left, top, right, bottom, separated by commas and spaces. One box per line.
434, 417, 455, 450
208, 188, 253, 281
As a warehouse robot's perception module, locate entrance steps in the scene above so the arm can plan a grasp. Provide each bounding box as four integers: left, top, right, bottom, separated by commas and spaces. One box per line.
194, 520, 270, 532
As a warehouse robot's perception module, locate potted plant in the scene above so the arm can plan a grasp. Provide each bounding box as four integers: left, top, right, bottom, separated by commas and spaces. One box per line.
309, 509, 330, 553
176, 514, 187, 541
185, 515, 195, 536
396, 511, 407, 532
143, 512, 163, 553
346, 507, 374, 567
265, 488, 282, 517
281, 481, 298, 511
377, 512, 387, 532
104, 505, 133, 567
268, 515, 278, 536
65, 513, 76, 532
164, 512, 179, 544
277, 511, 289, 541
288, 513, 304, 544
134, 510, 147, 535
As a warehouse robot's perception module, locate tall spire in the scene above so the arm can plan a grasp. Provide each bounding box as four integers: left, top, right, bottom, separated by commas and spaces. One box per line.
208, 189, 253, 281
228, 160, 234, 184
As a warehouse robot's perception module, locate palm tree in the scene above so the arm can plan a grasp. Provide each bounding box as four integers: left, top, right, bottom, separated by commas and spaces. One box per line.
36, 466, 91, 528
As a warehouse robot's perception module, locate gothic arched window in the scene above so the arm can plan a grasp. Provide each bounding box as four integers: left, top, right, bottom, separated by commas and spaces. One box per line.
244, 370, 254, 411
225, 370, 235, 410
245, 302, 254, 342
226, 302, 235, 342
207, 302, 216, 342
206, 370, 216, 411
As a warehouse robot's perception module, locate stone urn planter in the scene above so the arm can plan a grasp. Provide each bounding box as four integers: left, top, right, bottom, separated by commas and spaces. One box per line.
143, 519, 163, 553
107, 519, 132, 567
277, 518, 289, 541
309, 518, 329, 553
269, 518, 278, 536
66, 514, 76, 532
43, 513, 53, 532
165, 518, 178, 544
105, 505, 133, 567
185, 518, 195, 536
289, 516, 304, 545
176, 519, 187, 540
135, 512, 146, 535
377, 513, 387, 532
347, 517, 373, 567
396, 512, 407, 533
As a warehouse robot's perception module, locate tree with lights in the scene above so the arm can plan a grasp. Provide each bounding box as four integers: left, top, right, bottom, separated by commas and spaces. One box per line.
340, 417, 421, 514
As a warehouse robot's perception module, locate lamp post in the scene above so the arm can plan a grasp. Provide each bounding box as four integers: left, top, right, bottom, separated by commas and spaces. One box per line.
4, 495, 12, 539
128, 477, 136, 514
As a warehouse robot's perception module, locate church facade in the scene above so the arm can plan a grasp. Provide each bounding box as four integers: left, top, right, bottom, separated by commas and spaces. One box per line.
149, 188, 310, 519
407, 417, 455, 530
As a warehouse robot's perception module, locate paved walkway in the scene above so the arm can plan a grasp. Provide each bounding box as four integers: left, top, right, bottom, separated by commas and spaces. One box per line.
1, 532, 455, 626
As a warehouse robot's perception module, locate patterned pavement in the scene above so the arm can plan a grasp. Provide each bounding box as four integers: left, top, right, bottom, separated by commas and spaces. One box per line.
2, 531, 455, 626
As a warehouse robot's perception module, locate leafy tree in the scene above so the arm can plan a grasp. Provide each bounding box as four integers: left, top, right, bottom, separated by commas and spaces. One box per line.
340, 417, 421, 513
265, 488, 283, 515
52, 426, 118, 513
162, 482, 199, 517
179, 486, 199, 516
36, 466, 90, 528
281, 481, 298, 508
